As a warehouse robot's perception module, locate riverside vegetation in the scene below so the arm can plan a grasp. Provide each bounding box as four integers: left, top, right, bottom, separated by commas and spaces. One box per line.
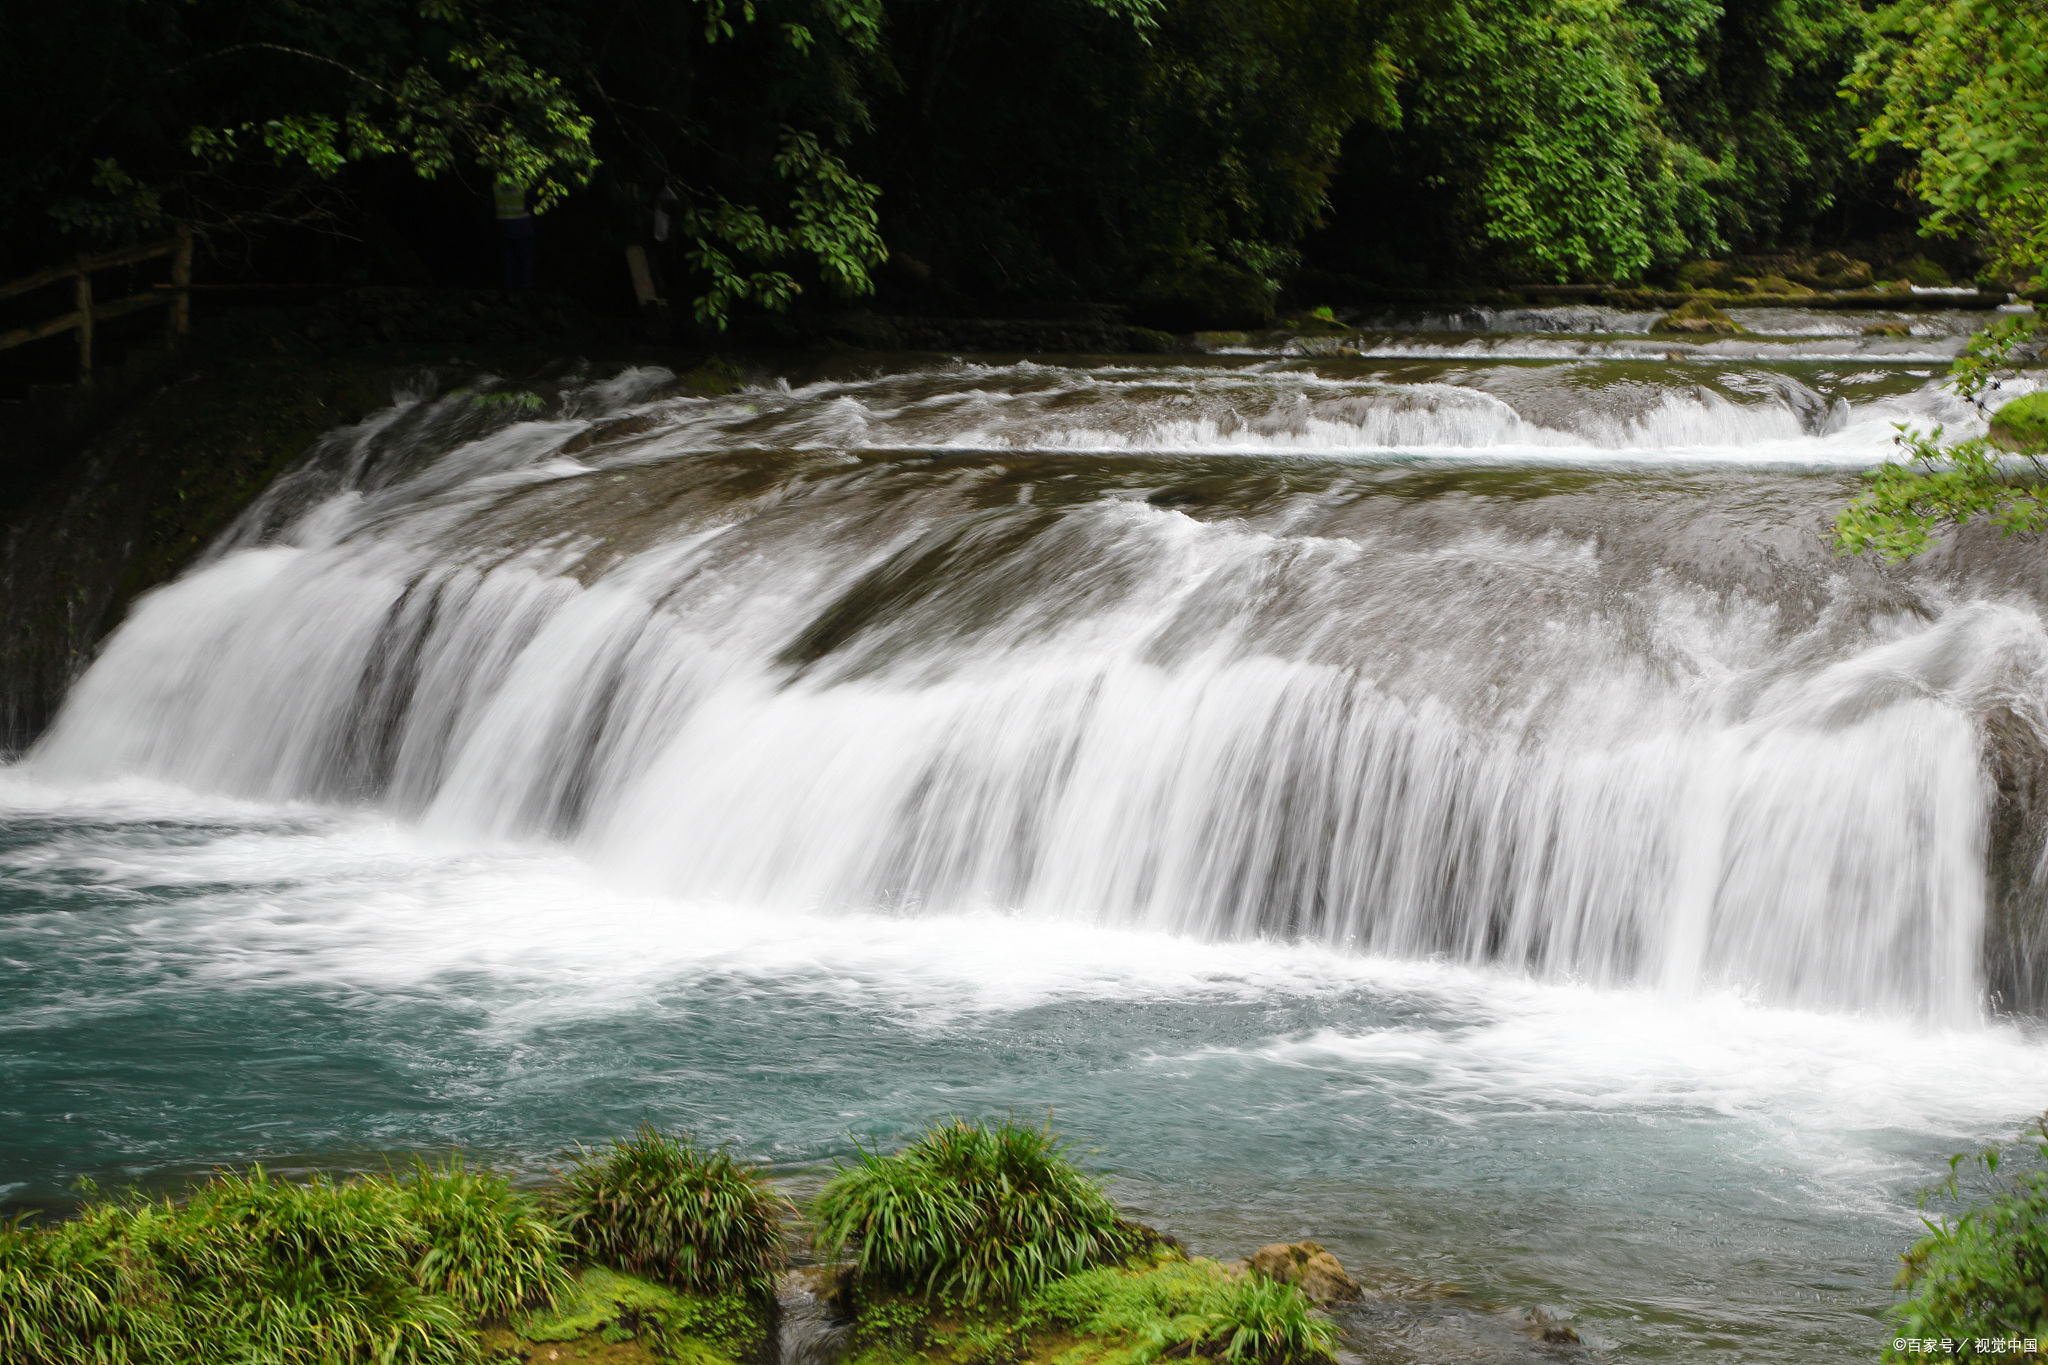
1886, 1116, 2048, 1361
4, 0, 2042, 333
1, 1120, 1336, 1365
1832, 307, 2048, 561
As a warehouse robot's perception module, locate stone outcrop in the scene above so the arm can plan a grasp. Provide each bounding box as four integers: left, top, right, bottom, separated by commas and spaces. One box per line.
1240, 1241, 1363, 1303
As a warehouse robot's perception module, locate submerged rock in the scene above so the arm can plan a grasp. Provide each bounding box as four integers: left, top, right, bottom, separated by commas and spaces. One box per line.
561, 414, 662, 455
780, 1266, 855, 1365
1990, 392, 2048, 454
1649, 299, 1744, 336
1862, 320, 1912, 338
1522, 1307, 1582, 1344
1242, 1241, 1363, 1303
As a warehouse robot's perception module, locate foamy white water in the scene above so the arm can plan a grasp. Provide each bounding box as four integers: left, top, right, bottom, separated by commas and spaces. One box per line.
26, 356, 2045, 1020
7, 337, 2048, 1361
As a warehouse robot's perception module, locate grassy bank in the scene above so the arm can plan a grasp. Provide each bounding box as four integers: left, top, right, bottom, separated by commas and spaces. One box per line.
2, 1121, 1338, 1365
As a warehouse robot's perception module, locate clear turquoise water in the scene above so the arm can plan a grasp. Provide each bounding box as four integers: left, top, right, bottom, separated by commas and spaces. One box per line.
4, 790, 2042, 1362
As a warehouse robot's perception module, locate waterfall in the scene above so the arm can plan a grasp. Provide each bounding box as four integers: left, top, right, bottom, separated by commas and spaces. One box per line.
29, 358, 2048, 1022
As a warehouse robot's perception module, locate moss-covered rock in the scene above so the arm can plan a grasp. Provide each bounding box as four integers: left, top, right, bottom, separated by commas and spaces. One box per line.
486, 1267, 767, 1365
1819, 258, 1875, 291
1990, 392, 2048, 454
1649, 299, 1745, 336
842, 1252, 1337, 1365
1748, 275, 1813, 297
1896, 257, 1954, 288
1132, 259, 1276, 332
1779, 251, 1875, 291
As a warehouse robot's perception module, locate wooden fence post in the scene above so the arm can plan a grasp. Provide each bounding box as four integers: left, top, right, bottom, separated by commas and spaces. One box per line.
167, 226, 192, 345
74, 254, 93, 385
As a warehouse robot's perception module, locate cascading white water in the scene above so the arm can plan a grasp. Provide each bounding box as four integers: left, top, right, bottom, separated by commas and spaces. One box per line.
28, 354, 2048, 1024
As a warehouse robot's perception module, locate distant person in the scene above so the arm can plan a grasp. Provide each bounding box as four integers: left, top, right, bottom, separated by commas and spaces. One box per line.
495, 179, 535, 292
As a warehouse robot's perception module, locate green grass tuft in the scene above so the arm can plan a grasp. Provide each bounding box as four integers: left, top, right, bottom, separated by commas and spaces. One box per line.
813, 1118, 1135, 1304
553, 1126, 790, 1298
400, 1156, 569, 1318
1, 1161, 564, 1364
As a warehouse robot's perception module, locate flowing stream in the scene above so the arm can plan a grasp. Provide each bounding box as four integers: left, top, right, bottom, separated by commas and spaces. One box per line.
6, 307, 2048, 1360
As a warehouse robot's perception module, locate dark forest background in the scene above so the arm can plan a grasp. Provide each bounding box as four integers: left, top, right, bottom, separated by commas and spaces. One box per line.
0, 0, 2039, 340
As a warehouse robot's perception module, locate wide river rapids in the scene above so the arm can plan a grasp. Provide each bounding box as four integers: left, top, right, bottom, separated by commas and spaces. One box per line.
6, 306, 2048, 1361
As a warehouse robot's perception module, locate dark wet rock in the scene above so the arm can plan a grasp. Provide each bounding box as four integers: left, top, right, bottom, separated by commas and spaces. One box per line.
821, 311, 905, 350
867, 316, 1168, 354
1242, 1241, 1363, 1303
1122, 1220, 1189, 1256
561, 414, 662, 455
1983, 702, 2048, 1014
1862, 320, 1912, 338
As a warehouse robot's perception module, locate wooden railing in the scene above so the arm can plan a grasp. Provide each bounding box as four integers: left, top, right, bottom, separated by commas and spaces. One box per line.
0, 228, 193, 384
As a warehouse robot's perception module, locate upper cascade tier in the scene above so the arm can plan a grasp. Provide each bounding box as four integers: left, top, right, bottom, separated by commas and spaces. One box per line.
30, 356, 2048, 1021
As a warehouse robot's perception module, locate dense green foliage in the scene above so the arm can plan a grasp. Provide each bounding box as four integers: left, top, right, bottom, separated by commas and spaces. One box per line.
0, 1134, 788, 1364
5, 0, 2009, 323
0, 1160, 563, 1365
554, 1125, 790, 1298
1027, 1260, 1337, 1365
6, 0, 2043, 324
814, 1118, 1135, 1303
7, 1, 597, 245
1833, 310, 2047, 560
1, 0, 887, 326
1886, 1120, 2048, 1359
1351, 0, 1866, 280
1850, 0, 2048, 289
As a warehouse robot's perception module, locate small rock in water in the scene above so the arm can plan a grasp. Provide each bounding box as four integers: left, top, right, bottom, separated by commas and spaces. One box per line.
1243, 1240, 1364, 1303
1522, 1307, 1581, 1344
